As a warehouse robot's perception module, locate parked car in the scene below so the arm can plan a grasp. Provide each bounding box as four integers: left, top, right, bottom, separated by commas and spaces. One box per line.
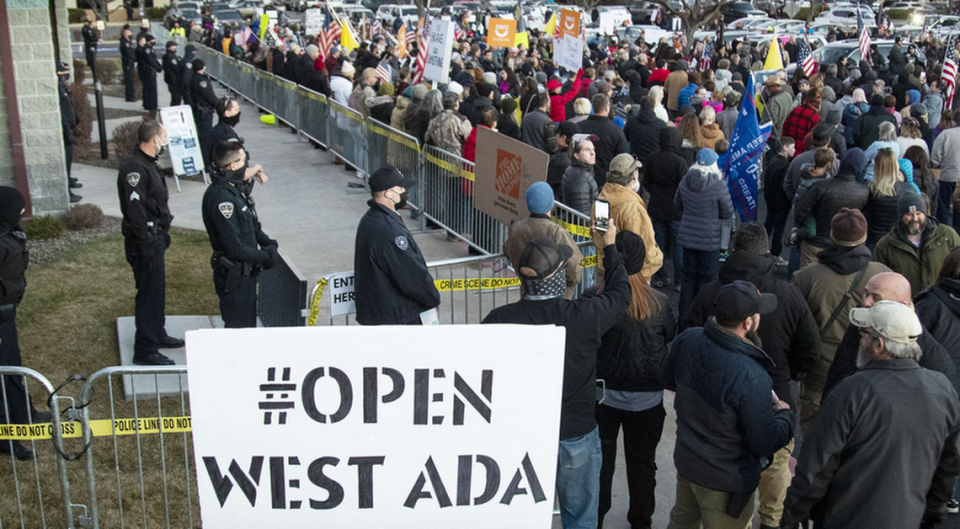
721, 1, 768, 20
629, 1, 659, 24
617, 24, 672, 46
212, 7, 244, 25
165, 6, 203, 28
228, 0, 260, 18
375, 4, 418, 26
816, 6, 876, 26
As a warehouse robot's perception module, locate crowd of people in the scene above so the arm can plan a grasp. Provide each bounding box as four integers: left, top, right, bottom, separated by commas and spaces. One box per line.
17, 6, 960, 528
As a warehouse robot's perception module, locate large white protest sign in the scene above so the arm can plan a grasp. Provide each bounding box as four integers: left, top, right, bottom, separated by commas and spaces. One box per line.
423, 18, 454, 84
555, 36, 584, 73
599, 11, 617, 35
327, 272, 356, 317
159, 105, 203, 177
304, 8, 324, 35
186, 325, 565, 528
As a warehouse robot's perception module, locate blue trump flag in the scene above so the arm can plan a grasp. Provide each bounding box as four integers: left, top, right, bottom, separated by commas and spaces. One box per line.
719, 74, 772, 222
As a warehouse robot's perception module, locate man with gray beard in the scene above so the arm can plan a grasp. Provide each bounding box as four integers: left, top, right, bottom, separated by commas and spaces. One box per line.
781, 301, 960, 529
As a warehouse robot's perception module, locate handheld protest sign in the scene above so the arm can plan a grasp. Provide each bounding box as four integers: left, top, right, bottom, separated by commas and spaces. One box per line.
424, 19, 455, 84
555, 36, 584, 72
474, 126, 549, 226
558, 8, 580, 39
486, 17, 516, 47
159, 105, 206, 191
186, 325, 565, 528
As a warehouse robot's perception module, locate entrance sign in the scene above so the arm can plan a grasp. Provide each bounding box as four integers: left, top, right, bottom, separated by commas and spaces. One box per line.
187, 325, 565, 528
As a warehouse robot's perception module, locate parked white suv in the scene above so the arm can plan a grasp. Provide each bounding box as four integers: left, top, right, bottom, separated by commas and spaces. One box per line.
376, 4, 418, 26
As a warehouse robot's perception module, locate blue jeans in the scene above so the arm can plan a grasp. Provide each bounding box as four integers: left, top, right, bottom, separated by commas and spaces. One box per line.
679, 248, 719, 320
652, 219, 682, 284
557, 427, 601, 529
939, 181, 960, 232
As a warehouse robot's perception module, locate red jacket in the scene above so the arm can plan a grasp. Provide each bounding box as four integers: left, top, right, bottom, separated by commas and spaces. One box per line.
781, 104, 821, 153
549, 69, 584, 123
648, 68, 670, 86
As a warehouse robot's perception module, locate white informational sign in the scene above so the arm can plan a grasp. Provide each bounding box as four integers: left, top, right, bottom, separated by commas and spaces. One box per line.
304, 8, 324, 35
187, 326, 565, 529
424, 18, 455, 84
599, 12, 616, 35
158, 105, 202, 176
555, 36, 584, 73
327, 272, 356, 317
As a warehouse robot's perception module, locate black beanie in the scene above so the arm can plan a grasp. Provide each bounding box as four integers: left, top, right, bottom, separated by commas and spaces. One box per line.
0, 187, 26, 228
615, 230, 646, 276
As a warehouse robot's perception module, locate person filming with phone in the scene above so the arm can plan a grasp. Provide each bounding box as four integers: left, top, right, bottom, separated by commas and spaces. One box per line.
592, 153, 663, 279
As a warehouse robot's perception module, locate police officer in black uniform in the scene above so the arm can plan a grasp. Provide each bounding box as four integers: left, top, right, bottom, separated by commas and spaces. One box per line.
354, 166, 440, 325
120, 25, 137, 102
57, 61, 82, 203
0, 187, 50, 461
202, 98, 247, 170
179, 44, 197, 106
82, 19, 99, 79
138, 35, 163, 120
162, 41, 182, 106
117, 121, 183, 366
190, 58, 219, 141
201, 141, 279, 328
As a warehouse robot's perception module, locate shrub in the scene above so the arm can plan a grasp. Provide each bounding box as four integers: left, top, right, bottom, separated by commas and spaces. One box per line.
70, 83, 93, 147
62, 204, 105, 231
886, 8, 912, 20
72, 58, 85, 86
95, 58, 120, 84
111, 119, 145, 159
23, 215, 64, 240
68, 8, 87, 23
146, 6, 167, 20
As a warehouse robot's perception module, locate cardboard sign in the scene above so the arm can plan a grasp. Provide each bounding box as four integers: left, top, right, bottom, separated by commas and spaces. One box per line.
554, 36, 584, 72
186, 325, 565, 528
558, 8, 580, 39
304, 8, 324, 35
327, 272, 356, 317
599, 12, 616, 35
515, 31, 529, 48
159, 105, 202, 176
474, 127, 549, 226
424, 18, 454, 84
486, 17, 516, 48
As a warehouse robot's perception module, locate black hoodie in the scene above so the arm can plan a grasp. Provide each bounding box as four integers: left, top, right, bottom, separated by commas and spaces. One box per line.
0, 187, 27, 306
643, 127, 689, 222
679, 250, 821, 410
623, 105, 667, 164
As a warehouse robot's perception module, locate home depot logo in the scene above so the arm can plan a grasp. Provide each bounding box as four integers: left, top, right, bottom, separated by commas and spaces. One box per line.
495, 149, 522, 199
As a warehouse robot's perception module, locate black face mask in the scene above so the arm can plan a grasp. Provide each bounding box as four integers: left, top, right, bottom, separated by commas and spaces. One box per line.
394, 190, 408, 210
222, 112, 241, 127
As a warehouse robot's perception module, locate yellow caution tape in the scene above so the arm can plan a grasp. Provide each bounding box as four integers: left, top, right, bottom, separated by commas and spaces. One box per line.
423, 153, 475, 181
580, 254, 598, 268
301, 90, 326, 103
307, 277, 329, 327
0, 417, 193, 441
552, 217, 591, 238
434, 277, 520, 292
367, 123, 421, 152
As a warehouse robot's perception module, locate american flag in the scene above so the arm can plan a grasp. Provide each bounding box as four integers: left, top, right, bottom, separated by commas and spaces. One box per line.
797, 37, 817, 77
376, 59, 393, 83
699, 46, 711, 71
405, 20, 417, 47
655, 6, 661, 26
858, 8, 871, 62
318, 10, 341, 60
411, 17, 431, 85
453, 19, 465, 41
944, 34, 958, 108
370, 18, 383, 37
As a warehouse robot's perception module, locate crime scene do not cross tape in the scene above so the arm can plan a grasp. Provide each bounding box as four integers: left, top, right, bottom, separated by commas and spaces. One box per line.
0, 416, 193, 441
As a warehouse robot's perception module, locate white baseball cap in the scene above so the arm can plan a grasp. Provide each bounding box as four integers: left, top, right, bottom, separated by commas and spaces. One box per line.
849, 300, 923, 344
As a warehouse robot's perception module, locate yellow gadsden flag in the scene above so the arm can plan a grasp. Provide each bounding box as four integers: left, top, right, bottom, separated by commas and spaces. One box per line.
341, 20, 358, 51
763, 34, 784, 71
544, 13, 557, 36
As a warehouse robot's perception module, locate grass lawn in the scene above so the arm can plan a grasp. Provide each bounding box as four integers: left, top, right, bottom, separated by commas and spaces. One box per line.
0, 226, 218, 528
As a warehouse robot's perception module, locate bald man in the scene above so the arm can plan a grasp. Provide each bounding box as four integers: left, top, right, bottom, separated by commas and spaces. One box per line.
823, 272, 959, 398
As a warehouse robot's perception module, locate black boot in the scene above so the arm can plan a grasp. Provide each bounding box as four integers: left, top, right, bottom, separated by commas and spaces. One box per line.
69, 191, 82, 203
133, 350, 175, 366
69, 177, 82, 189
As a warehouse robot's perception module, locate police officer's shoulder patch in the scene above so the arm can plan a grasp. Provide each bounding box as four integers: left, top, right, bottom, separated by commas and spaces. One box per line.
200, 80, 208, 88
219, 202, 234, 219
395, 235, 408, 251
126, 172, 140, 187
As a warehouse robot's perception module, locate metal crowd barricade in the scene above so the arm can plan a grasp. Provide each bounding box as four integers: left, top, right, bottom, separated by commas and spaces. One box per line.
0, 367, 73, 528
326, 99, 367, 175
78, 366, 194, 529
274, 76, 300, 130
297, 86, 328, 148
363, 118, 422, 226
420, 146, 508, 255
551, 200, 597, 296
258, 248, 309, 326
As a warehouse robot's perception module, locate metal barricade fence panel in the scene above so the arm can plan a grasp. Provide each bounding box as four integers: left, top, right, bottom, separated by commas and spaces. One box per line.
79, 366, 195, 529
297, 86, 328, 147
253, 68, 273, 114
363, 119, 421, 217
258, 248, 308, 327
275, 78, 299, 130
0, 367, 73, 529
420, 146, 509, 255
326, 99, 367, 175
426, 254, 522, 324
238, 62, 257, 105
551, 200, 597, 296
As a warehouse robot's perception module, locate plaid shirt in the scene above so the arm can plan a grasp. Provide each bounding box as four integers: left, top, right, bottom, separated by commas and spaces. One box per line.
781, 104, 821, 153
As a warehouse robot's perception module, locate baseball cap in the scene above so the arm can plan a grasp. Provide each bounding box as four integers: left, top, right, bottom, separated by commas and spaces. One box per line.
849, 300, 922, 344
608, 153, 641, 180
714, 280, 777, 324
546, 79, 563, 91
369, 166, 417, 192
518, 238, 574, 279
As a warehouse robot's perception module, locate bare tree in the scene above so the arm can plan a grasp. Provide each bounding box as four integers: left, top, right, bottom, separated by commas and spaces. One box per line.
415, 0, 430, 18
639, 0, 738, 53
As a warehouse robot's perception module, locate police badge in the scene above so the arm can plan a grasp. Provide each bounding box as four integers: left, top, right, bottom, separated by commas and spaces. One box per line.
395, 235, 408, 251
126, 172, 141, 187
219, 202, 234, 219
